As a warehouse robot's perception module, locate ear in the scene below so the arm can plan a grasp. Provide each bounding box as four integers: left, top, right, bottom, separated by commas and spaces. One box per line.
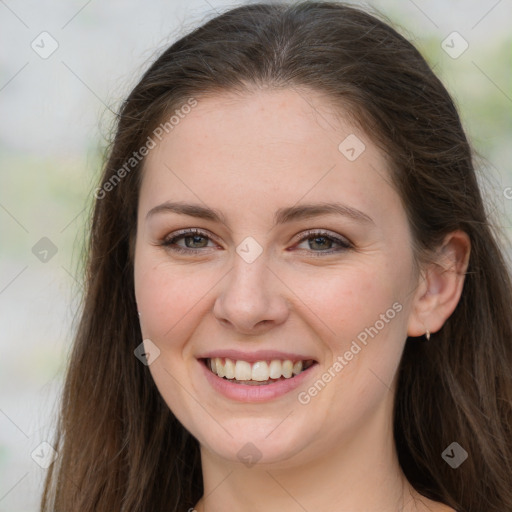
407, 230, 471, 338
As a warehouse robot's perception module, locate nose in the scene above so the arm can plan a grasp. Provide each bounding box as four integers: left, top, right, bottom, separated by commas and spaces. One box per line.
212, 254, 290, 335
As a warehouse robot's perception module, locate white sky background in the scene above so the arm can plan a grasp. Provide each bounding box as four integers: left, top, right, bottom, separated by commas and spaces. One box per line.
0, 1, 511, 510
1, 0, 511, 156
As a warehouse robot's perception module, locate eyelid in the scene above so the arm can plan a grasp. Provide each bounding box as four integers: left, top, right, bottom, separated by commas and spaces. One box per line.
290, 228, 352, 247
163, 227, 217, 242
162, 227, 220, 248
160, 227, 353, 256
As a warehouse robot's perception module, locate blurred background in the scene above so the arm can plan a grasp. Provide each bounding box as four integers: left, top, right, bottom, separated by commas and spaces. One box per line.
0, 0, 511, 510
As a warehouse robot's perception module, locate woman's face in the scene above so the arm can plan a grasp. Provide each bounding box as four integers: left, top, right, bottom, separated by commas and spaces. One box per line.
134, 87, 420, 468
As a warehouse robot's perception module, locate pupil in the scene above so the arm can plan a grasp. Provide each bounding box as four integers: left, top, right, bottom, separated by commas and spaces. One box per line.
312, 236, 329, 249
187, 235, 205, 248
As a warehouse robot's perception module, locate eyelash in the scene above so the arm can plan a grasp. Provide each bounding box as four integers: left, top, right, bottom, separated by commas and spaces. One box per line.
160, 228, 352, 257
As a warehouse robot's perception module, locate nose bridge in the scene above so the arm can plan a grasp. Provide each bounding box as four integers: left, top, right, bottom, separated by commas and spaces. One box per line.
213, 243, 289, 332
224, 248, 272, 310
231, 248, 269, 296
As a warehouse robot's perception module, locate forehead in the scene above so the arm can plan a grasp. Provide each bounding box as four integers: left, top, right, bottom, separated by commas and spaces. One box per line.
139, 88, 399, 228
148, 87, 367, 165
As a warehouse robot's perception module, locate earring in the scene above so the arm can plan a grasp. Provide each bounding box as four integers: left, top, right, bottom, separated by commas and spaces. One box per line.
425, 329, 430, 341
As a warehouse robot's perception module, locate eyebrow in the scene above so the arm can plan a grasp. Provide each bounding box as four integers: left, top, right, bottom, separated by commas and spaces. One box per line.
146, 201, 374, 226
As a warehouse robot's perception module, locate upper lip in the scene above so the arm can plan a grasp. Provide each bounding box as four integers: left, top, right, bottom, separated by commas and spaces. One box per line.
196, 349, 317, 363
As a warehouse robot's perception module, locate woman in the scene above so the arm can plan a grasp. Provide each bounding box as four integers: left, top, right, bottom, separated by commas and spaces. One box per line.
41, 2, 512, 511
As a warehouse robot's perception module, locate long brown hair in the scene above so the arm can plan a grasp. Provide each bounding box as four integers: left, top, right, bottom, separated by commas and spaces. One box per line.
41, 2, 512, 511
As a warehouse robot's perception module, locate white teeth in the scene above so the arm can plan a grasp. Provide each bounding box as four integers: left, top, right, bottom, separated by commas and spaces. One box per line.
282, 360, 293, 378
292, 361, 303, 375
251, 361, 269, 381
224, 358, 235, 379
235, 360, 252, 380
269, 359, 282, 379
216, 358, 226, 378
207, 357, 311, 381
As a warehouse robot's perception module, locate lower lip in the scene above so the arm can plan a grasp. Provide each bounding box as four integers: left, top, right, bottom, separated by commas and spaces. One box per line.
198, 359, 318, 403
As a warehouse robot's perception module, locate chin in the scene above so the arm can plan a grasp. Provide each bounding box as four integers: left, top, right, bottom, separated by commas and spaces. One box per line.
194, 422, 316, 468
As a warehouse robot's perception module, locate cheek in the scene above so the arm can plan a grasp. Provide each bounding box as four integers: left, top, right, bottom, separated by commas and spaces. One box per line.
302, 262, 407, 394
305, 263, 400, 339
134, 253, 212, 343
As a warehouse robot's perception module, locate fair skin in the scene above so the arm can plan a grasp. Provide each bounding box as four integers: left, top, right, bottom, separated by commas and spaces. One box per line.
133, 87, 469, 512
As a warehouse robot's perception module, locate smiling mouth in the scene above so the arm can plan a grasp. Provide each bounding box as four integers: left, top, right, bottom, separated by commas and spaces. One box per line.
201, 357, 317, 386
